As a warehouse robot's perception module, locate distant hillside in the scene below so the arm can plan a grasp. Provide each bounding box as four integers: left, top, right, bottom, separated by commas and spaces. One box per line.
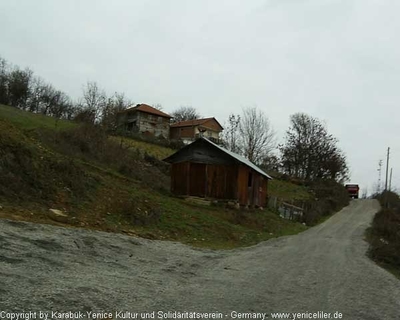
0, 104, 308, 249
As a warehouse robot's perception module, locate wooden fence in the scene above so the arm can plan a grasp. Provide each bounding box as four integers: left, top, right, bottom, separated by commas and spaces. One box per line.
268, 196, 306, 221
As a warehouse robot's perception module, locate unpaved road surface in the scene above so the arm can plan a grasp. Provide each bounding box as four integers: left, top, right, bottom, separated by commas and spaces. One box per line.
1, 200, 399, 319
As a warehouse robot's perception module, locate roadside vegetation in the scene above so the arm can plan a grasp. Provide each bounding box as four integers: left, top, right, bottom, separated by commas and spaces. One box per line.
367, 191, 400, 278
267, 175, 349, 225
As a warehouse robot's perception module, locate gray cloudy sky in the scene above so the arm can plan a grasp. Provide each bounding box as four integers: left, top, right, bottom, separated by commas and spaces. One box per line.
1, 0, 399, 194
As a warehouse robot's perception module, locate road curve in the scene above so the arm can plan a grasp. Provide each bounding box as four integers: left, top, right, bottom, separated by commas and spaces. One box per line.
0, 200, 399, 319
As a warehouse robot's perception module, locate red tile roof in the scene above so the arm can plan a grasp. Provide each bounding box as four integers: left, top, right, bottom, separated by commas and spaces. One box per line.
170, 117, 223, 130
124, 104, 172, 118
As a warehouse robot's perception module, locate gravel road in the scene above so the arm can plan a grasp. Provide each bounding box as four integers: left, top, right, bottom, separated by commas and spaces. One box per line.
1, 200, 399, 320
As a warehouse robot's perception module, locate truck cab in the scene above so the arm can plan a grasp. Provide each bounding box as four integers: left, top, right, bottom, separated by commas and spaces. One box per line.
345, 184, 360, 199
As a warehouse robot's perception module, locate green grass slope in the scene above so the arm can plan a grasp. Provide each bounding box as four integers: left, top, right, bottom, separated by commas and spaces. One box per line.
268, 179, 312, 202
0, 104, 76, 130
110, 136, 175, 160
0, 104, 308, 248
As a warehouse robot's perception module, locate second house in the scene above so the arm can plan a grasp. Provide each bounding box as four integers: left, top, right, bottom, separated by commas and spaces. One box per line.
169, 117, 223, 144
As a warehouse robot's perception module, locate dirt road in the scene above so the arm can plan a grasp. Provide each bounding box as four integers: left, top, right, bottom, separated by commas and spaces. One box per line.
1, 200, 399, 319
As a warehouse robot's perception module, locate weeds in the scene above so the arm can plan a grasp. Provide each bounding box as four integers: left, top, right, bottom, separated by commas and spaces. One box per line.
303, 179, 350, 225
38, 125, 171, 193
368, 191, 400, 275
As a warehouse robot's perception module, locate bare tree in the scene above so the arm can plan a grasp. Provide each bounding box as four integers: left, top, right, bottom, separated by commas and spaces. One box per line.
239, 107, 276, 164
260, 154, 281, 172
80, 81, 107, 124
28, 76, 47, 113
0, 56, 75, 120
101, 92, 132, 131
171, 106, 200, 123
222, 113, 241, 153
49, 91, 71, 117
38, 84, 58, 115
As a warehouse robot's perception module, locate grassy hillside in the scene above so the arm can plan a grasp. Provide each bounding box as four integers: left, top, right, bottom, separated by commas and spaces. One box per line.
0, 104, 76, 130
268, 179, 312, 202
110, 136, 175, 160
0, 104, 307, 249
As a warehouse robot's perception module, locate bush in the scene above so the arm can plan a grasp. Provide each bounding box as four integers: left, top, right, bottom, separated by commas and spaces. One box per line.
303, 179, 350, 225
375, 191, 400, 210
369, 208, 400, 268
368, 191, 400, 270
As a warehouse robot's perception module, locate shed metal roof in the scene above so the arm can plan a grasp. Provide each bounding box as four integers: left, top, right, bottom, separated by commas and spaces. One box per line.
203, 138, 272, 179
164, 137, 272, 180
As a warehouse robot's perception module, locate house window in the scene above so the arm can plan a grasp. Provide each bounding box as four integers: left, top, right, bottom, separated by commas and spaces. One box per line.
126, 121, 137, 132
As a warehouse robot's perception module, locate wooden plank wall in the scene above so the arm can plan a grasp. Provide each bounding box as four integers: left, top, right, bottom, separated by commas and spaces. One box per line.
171, 162, 190, 195
171, 161, 268, 206
206, 164, 237, 199
237, 165, 268, 207
259, 177, 268, 207
237, 165, 249, 205
189, 163, 207, 197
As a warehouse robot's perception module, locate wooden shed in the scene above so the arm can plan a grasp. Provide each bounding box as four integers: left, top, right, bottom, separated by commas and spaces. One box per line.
163, 137, 272, 207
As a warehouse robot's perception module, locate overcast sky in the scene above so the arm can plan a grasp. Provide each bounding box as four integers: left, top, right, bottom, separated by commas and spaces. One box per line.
1, 0, 399, 195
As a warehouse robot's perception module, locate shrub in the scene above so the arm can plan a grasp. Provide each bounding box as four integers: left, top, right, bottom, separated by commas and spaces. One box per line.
303, 179, 350, 225
369, 208, 400, 268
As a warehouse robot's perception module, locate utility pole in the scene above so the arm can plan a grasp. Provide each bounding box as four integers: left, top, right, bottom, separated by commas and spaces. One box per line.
384, 147, 391, 209
389, 168, 393, 191
385, 147, 390, 191
377, 160, 383, 193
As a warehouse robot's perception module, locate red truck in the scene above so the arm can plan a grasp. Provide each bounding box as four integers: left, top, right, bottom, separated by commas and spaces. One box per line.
345, 184, 360, 199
